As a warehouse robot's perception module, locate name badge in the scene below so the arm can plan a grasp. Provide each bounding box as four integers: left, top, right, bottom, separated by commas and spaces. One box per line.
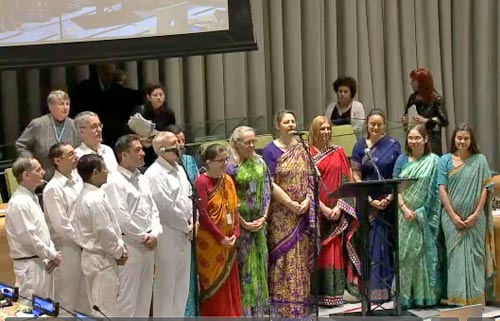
226, 213, 233, 225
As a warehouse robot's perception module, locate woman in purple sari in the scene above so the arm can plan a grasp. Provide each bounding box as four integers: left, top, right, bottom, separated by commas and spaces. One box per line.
263, 110, 316, 319
351, 108, 401, 303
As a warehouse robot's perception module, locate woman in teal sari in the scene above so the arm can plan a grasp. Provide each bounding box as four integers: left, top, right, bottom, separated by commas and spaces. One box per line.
438, 123, 495, 306
392, 124, 441, 308
227, 126, 271, 316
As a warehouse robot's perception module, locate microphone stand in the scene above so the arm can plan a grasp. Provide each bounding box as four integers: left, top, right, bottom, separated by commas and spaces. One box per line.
176, 151, 200, 316
296, 134, 320, 319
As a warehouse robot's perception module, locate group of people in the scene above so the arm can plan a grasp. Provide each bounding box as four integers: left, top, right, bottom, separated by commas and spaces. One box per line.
4, 67, 496, 319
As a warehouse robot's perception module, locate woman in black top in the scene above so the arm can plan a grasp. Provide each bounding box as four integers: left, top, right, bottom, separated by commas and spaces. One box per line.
141, 83, 177, 165
402, 68, 448, 155
142, 83, 176, 131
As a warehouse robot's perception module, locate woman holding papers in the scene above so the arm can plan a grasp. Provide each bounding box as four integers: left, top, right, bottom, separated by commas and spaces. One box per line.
402, 68, 448, 155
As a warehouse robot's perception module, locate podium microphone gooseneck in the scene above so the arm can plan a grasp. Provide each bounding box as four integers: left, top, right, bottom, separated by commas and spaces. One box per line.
93, 305, 112, 321
364, 148, 383, 181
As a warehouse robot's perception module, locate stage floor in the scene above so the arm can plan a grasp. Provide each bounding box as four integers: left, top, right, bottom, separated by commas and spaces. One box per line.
320, 301, 500, 320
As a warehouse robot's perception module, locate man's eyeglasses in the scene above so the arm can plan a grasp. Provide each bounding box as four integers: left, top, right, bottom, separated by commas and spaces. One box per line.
83, 123, 104, 130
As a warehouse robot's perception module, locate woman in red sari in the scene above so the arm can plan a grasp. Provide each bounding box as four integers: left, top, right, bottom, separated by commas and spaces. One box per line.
308, 116, 361, 306
195, 143, 243, 316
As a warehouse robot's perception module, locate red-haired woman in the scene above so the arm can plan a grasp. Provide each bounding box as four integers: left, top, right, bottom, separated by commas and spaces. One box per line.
402, 68, 449, 155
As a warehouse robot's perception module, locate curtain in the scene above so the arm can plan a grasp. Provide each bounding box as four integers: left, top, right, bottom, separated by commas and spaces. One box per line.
1, 0, 499, 169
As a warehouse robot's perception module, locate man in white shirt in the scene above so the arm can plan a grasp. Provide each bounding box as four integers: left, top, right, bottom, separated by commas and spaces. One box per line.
72, 154, 128, 317
145, 131, 193, 316
103, 134, 162, 317
74, 111, 118, 172
43, 142, 89, 315
6, 157, 62, 304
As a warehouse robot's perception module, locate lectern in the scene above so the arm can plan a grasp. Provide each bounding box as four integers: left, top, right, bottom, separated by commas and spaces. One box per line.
329, 178, 415, 316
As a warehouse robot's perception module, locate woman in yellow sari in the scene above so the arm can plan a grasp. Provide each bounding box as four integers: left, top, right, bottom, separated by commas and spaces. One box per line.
195, 143, 243, 316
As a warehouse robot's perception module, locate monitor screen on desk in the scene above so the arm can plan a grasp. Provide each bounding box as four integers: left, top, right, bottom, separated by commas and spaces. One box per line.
32, 295, 58, 317
0, 283, 18, 301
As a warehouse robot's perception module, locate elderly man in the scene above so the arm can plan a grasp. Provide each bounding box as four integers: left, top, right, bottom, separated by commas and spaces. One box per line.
103, 134, 162, 316
72, 154, 128, 317
6, 157, 62, 304
145, 131, 193, 316
43, 142, 88, 315
16, 90, 80, 179
74, 111, 118, 172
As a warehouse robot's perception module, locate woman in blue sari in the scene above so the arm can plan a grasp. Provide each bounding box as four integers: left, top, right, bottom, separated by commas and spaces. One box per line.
438, 123, 495, 306
351, 108, 401, 303
168, 125, 200, 316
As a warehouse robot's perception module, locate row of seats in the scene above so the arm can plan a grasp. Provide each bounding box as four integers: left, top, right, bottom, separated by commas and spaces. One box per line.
198, 124, 357, 158
0, 125, 357, 203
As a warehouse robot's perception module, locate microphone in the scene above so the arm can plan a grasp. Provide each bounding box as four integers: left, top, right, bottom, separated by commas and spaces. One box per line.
92, 305, 112, 321
159, 146, 182, 155
364, 148, 383, 181
291, 131, 308, 138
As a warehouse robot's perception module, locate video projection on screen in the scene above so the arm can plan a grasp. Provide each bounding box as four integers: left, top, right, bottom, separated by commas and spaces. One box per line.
0, 0, 229, 47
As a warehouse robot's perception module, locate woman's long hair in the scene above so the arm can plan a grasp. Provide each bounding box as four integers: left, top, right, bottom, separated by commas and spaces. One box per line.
410, 68, 438, 104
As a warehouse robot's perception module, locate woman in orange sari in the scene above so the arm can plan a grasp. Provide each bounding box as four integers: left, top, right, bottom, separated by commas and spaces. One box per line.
195, 143, 243, 316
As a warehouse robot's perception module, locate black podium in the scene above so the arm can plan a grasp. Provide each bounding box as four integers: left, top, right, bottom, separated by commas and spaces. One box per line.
329, 178, 415, 317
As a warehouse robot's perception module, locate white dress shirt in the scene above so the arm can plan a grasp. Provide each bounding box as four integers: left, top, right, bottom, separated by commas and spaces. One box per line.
72, 183, 125, 259
144, 157, 193, 233
43, 170, 83, 247
75, 142, 118, 172
104, 166, 162, 243
6, 185, 57, 261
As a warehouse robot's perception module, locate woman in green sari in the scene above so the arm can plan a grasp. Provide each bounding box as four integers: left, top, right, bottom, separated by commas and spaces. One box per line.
392, 124, 441, 308
438, 123, 495, 306
226, 126, 271, 316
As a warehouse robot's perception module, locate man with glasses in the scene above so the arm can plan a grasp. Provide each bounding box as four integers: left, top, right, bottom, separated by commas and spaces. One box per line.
145, 131, 193, 316
6, 157, 62, 304
43, 142, 89, 315
74, 111, 118, 172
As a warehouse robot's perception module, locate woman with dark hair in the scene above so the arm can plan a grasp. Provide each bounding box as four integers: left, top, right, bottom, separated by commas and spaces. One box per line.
262, 110, 315, 318
402, 68, 449, 155
325, 76, 366, 140
141, 83, 176, 165
392, 124, 441, 308
142, 83, 176, 130
438, 124, 495, 306
194, 144, 243, 316
351, 108, 401, 303
308, 116, 360, 306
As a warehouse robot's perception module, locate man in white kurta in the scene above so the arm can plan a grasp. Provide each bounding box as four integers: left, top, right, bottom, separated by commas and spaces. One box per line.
72, 154, 127, 317
6, 158, 62, 305
43, 142, 89, 315
103, 134, 162, 317
145, 131, 193, 316
74, 111, 118, 172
